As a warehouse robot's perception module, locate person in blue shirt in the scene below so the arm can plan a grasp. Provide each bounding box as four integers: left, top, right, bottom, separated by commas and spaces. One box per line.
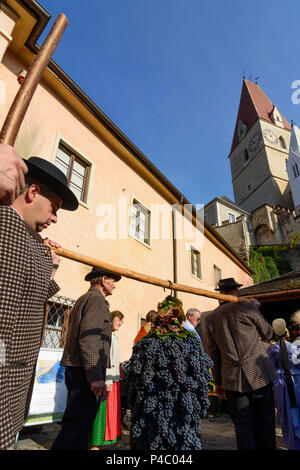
268, 318, 300, 450
183, 308, 201, 340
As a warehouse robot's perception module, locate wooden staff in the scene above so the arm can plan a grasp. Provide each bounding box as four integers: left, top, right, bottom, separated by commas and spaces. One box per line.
54, 246, 249, 303
0, 11, 248, 305
0, 13, 68, 145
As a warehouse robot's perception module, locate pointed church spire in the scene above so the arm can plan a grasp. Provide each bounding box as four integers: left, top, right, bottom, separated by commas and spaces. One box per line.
230, 79, 291, 154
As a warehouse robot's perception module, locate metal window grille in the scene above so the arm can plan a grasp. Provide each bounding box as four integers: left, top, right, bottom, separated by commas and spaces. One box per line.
42, 295, 75, 349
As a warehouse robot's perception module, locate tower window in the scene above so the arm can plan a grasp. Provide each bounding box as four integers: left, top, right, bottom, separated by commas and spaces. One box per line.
292, 163, 300, 178
279, 136, 287, 149
244, 149, 249, 162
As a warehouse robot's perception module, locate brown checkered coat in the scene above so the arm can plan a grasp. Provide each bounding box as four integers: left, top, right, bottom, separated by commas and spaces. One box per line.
204, 301, 277, 392
0, 206, 59, 449
61, 287, 112, 382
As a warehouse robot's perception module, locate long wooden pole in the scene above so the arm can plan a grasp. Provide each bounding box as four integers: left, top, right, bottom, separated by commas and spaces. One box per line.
0, 13, 68, 145
54, 246, 249, 303
0, 12, 248, 305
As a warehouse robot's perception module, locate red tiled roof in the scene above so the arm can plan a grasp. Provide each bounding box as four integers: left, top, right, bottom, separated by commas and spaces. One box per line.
230, 79, 291, 153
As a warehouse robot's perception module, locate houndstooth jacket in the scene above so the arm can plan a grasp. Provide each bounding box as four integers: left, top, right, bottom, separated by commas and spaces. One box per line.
204, 300, 277, 393
0, 206, 59, 449
61, 287, 112, 383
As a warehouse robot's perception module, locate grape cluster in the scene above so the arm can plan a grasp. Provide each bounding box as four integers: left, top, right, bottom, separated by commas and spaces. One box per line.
128, 334, 213, 450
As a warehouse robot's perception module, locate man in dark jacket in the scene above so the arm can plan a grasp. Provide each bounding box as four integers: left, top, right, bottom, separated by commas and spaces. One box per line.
51, 267, 121, 450
205, 278, 277, 450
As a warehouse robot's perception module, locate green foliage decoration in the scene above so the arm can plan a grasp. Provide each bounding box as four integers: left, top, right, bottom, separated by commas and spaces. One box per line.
145, 295, 196, 341
249, 245, 292, 284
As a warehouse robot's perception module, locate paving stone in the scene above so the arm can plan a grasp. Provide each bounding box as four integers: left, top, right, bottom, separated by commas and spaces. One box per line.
13, 413, 287, 451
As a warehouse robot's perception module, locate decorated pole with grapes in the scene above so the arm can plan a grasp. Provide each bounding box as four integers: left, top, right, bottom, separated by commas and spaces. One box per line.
54, 246, 249, 303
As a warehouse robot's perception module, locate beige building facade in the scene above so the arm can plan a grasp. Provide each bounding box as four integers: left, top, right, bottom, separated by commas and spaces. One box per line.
204, 196, 254, 263
0, 1, 253, 361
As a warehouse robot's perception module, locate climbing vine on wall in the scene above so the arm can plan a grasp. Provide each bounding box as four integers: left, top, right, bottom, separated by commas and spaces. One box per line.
249, 245, 292, 284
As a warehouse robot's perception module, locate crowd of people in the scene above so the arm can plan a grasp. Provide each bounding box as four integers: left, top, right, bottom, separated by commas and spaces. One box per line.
0, 143, 300, 451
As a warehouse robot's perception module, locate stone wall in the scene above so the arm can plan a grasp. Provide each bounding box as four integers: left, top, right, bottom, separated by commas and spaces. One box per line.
281, 246, 300, 271
214, 218, 250, 264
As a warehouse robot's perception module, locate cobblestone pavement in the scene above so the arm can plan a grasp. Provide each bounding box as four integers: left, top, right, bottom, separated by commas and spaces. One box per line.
10, 413, 287, 451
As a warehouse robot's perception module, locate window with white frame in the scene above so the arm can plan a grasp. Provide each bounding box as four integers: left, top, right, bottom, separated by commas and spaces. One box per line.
228, 212, 236, 223
191, 247, 201, 279
54, 143, 91, 203
213, 264, 222, 288
129, 198, 151, 246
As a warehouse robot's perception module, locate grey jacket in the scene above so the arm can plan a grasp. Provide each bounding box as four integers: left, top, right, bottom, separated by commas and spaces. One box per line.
61, 287, 112, 383
204, 300, 277, 392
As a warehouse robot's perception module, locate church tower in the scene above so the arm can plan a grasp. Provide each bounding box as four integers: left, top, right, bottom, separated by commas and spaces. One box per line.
228, 79, 293, 213
286, 123, 300, 216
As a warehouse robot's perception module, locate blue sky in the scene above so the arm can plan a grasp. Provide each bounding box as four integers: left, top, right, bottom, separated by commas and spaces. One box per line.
38, 0, 300, 207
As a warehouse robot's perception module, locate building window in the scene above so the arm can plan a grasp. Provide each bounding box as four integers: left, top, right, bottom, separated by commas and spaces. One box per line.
213, 264, 222, 288
292, 163, 300, 179
228, 213, 236, 223
244, 148, 249, 162
279, 136, 286, 149
54, 143, 91, 203
138, 315, 146, 329
191, 247, 201, 279
246, 220, 252, 232
129, 198, 151, 246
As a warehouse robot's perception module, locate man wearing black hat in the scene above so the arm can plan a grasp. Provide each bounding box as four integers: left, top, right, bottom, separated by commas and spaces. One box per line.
204, 278, 277, 450
51, 267, 121, 450
0, 156, 78, 450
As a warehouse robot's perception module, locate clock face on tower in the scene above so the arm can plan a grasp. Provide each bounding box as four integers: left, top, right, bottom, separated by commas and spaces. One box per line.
249, 132, 262, 154
263, 128, 279, 145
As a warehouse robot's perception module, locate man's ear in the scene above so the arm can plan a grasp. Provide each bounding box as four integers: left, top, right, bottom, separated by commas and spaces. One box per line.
25, 184, 41, 203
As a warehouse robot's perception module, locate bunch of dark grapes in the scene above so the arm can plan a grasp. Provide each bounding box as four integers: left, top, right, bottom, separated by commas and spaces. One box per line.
128, 334, 213, 450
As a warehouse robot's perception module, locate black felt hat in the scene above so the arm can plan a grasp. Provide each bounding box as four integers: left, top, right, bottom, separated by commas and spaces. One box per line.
85, 266, 121, 282
215, 277, 243, 291
25, 156, 78, 211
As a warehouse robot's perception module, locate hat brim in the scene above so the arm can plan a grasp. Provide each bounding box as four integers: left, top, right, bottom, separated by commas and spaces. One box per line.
215, 283, 243, 291
84, 269, 121, 282
25, 159, 79, 211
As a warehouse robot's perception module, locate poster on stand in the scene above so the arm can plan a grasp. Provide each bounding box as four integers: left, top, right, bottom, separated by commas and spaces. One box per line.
24, 348, 67, 426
